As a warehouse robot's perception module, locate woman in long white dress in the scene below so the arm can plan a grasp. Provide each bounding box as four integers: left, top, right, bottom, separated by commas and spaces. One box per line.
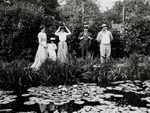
47, 37, 57, 61
55, 23, 71, 63
31, 25, 48, 70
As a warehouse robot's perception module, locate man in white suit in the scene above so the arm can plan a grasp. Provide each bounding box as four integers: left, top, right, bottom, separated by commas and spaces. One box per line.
96, 24, 113, 63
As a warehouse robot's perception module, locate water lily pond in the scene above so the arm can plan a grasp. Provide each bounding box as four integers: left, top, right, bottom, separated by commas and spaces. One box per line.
0, 80, 150, 113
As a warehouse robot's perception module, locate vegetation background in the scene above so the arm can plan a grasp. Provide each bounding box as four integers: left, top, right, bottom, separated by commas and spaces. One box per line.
0, 0, 150, 90
1, 0, 150, 61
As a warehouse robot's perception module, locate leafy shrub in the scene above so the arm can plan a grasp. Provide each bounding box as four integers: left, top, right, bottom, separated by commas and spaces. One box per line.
111, 31, 127, 58
0, 60, 28, 90
127, 53, 140, 79
93, 60, 115, 86
112, 53, 150, 81
39, 54, 99, 85
39, 60, 81, 86
125, 18, 150, 55
0, 59, 48, 91
0, 54, 99, 90
1, 53, 150, 91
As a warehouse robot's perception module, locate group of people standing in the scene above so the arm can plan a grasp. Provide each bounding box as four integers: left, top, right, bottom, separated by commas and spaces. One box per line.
31, 23, 113, 70
31, 23, 71, 70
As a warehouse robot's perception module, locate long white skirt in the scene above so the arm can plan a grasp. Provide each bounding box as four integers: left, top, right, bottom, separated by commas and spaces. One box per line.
31, 45, 48, 70
57, 41, 68, 63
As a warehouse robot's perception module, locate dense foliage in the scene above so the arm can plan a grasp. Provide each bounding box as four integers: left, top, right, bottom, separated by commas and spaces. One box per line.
0, 0, 150, 91
125, 18, 150, 55
104, 0, 150, 55
0, 0, 60, 61
59, 0, 100, 29
0, 54, 150, 90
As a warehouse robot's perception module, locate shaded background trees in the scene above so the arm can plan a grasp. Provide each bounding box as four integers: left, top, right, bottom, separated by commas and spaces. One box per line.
123, 0, 150, 55
120, 0, 150, 55
0, 0, 60, 61
103, 0, 150, 57
1, 0, 150, 61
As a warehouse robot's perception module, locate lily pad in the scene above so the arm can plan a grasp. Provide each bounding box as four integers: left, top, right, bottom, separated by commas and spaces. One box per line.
112, 94, 123, 98
24, 101, 36, 105
22, 93, 31, 97
74, 100, 85, 105
0, 109, 12, 112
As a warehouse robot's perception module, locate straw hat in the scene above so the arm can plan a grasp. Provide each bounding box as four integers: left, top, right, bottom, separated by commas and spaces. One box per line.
101, 24, 107, 28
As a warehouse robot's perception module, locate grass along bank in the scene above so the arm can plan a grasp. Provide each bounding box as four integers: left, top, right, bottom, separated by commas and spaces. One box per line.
0, 54, 150, 91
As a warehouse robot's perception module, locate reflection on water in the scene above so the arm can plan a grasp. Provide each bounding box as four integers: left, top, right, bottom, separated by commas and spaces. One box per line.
0, 80, 150, 113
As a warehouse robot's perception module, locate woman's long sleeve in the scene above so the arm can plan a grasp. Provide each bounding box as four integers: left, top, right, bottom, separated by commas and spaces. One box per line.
65, 26, 71, 35
55, 27, 61, 36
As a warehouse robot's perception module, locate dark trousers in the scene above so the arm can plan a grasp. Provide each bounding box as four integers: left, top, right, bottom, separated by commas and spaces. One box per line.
80, 39, 91, 58
81, 45, 89, 58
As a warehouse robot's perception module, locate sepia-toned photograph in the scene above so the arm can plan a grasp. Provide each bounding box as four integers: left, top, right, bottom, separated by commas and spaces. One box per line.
0, 0, 150, 112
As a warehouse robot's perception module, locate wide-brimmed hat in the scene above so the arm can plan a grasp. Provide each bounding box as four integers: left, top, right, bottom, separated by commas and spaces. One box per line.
101, 24, 107, 28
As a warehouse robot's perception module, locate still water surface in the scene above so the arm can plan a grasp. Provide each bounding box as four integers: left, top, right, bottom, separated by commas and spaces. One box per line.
0, 80, 150, 113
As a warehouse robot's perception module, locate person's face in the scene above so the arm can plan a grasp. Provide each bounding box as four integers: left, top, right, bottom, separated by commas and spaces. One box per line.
60, 29, 65, 32
102, 26, 107, 31
84, 29, 88, 33
41, 27, 45, 32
